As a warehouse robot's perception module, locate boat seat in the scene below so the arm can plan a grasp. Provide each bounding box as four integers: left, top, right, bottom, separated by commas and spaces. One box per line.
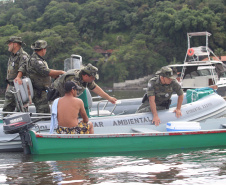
89, 110, 115, 117
131, 128, 160, 133
85, 89, 113, 117
89, 98, 121, 117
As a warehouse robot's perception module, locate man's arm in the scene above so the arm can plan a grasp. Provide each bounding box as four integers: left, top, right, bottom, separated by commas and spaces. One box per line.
149, 96, 161, 126
6, 84, 9, 91
92, 85, 117, 104
14, 71, 23, 85
173, 94, 184, 118
79, 100, 89, 123
49, 70, 65, 79
15, 53, 29, 85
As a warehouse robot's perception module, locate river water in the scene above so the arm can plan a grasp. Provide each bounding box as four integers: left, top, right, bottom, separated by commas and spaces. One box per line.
0, 90, 226, 185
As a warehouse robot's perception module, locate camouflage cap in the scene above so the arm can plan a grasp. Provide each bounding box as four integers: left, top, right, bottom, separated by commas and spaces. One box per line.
5, 36, 24, 44
156, 66, 177, 79
31, 40, 48, 50
82, 63, 99, 79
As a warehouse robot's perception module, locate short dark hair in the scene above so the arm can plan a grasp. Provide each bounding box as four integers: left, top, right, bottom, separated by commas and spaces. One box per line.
64, 81, 82, 93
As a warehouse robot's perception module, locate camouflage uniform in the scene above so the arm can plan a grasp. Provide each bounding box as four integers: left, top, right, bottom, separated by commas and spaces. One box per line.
52, 63, 98, 97
137, 66, 183, 113
26, 40, 51, 113
3, 36, 29, 113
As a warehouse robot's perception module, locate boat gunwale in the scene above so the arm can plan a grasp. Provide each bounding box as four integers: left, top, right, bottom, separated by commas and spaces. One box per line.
168, 60, 222, 67
32, 129, 226, 139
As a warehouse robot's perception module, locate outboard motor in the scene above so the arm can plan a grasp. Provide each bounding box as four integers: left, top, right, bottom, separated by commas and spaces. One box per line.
3, 113, 34, 154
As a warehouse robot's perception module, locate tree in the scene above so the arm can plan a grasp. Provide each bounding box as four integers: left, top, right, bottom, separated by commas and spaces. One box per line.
0, 25, 20, 36
215, 48, 224, 60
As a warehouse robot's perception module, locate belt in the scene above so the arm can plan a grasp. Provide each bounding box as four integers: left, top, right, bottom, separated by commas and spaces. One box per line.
6, 79, 14, 86
7, 81, 14, 86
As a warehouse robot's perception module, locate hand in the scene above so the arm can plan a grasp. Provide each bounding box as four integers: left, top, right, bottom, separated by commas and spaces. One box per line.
173, 108, 182, 118
152, 115, 160, 126
14, 77, 22, 85
109, 96, 117, 104
54, 75, 60, 79
55, 71, 65, 79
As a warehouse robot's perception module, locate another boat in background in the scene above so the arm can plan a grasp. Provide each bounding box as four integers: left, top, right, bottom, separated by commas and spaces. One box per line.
169, 31, 226, 96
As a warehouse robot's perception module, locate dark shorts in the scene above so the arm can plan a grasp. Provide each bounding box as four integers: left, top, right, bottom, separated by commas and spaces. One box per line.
56, 121, 90, 134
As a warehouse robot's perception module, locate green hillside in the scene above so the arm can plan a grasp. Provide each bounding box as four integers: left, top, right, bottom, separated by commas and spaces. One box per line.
0, 0, 225, 88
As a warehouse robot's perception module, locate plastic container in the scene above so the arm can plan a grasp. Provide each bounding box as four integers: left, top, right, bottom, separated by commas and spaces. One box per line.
166, 121, 201, 132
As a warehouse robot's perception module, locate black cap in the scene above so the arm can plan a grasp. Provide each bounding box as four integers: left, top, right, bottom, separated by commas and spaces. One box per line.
64, 81, 82, 93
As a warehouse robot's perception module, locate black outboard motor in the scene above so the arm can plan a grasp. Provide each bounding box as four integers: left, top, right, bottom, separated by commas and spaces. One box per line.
3, 113, 34, 154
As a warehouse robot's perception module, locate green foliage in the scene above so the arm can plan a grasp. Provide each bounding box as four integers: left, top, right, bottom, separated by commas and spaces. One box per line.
0, 0, 226, 88
0, 25, 20, 36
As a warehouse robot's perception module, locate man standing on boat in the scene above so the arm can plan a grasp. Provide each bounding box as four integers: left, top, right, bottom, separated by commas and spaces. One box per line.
26, 40, 65, 113
50, 81, 94, 134
136, 66, 184, 126
3, 36, 29, 115
50, 63, 117, 104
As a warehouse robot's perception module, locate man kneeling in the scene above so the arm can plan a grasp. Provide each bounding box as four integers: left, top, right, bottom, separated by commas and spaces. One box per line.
51, 81, 94, 134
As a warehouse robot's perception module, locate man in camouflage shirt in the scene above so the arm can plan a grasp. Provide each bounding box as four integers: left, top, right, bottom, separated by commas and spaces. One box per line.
52, 63, 117, 104
3, 36, 29, 114
26, 40, 65, 113
136, 66, 184, 126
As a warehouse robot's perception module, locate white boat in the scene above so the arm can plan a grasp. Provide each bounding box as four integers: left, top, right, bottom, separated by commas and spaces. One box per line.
89, 92, 226, 127
1, 90, 226, 152
169, 31, 226, 96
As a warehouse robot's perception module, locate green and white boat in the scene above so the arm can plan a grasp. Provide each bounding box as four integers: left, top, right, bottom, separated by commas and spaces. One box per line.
5, 116, 226, 155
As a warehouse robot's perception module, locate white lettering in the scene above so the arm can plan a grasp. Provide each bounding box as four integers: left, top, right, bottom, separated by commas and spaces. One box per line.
10, 117, 23, 124
186, 103, 213, 115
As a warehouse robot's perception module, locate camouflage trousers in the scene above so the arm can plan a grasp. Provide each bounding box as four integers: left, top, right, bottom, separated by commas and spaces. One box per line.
33, 89, 50, 113
3, 85, 16, 114
136, 100, 166, 113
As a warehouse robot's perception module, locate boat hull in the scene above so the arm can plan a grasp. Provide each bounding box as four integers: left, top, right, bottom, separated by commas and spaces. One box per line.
29, 129, 226, 155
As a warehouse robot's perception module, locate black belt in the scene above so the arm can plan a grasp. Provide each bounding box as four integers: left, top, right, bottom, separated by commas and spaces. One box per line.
7, 81, 14, 86
6, 79, 14, 86
33, 87, 47, 91
158, 99, 172, 109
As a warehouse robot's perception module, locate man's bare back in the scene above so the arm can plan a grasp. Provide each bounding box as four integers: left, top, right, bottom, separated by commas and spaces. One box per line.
57, 96, 88, 128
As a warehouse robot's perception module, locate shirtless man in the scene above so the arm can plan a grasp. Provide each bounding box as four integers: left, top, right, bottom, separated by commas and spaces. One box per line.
56, 81, 94, 134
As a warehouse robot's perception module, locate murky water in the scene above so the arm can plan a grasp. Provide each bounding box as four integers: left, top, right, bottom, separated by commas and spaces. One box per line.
0, 148, 226, 184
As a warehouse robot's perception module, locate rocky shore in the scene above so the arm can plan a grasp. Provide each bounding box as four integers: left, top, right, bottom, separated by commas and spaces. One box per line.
113, 75, 152, 90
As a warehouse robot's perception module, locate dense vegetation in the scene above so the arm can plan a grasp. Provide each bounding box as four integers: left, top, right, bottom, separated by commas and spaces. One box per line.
0, 0, 226, 88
